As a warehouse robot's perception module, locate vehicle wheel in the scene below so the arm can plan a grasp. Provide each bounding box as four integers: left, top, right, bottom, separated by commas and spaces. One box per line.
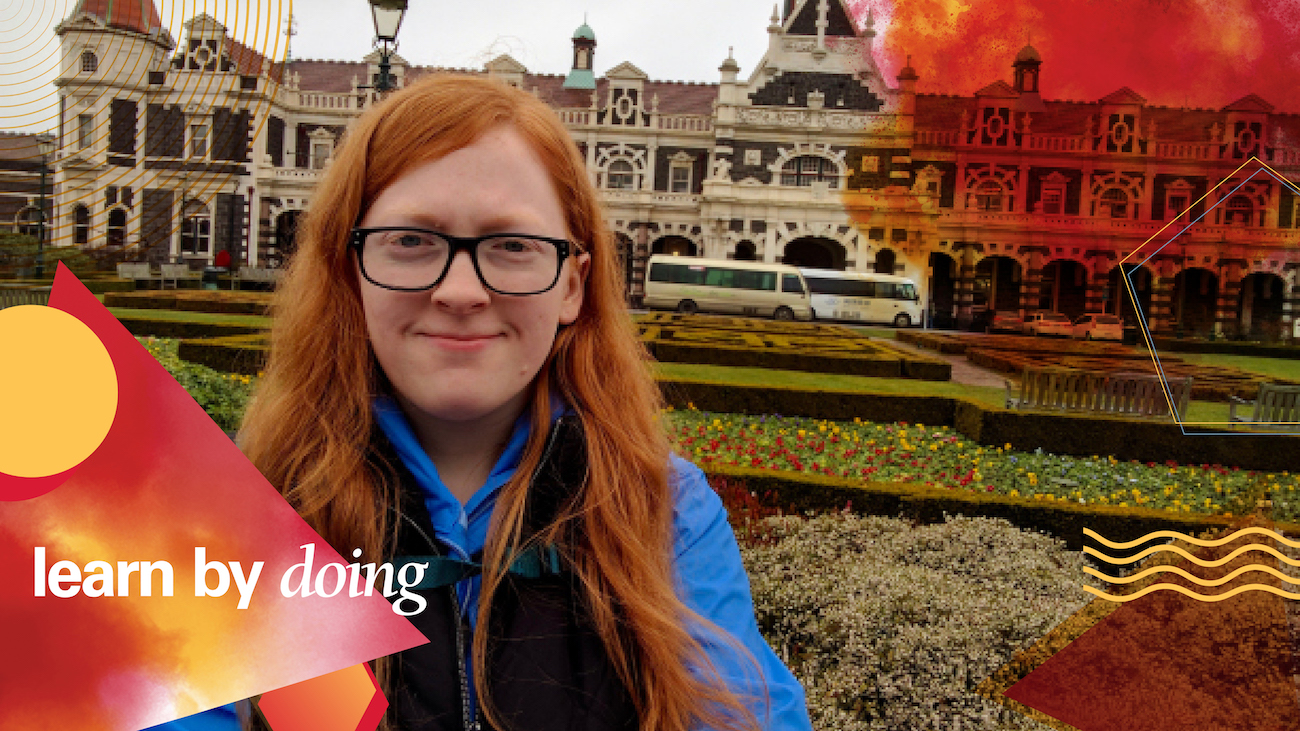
893, 313, 912, 328
773, 306, 795, 321
676, 299, 698, 315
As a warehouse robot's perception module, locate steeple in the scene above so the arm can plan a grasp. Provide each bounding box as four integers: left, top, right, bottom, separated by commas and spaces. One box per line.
563, 18, 597, 90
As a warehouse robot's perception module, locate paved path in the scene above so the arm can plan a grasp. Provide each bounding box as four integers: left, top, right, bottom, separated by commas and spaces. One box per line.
883, 335, 1010, 389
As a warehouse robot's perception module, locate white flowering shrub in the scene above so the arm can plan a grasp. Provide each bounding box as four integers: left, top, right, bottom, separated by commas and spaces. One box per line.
741, 514, 1100, 731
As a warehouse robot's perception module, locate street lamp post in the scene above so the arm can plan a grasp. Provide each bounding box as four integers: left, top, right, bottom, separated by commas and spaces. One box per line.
36, 135, 54, 279
367, 0, 407, 94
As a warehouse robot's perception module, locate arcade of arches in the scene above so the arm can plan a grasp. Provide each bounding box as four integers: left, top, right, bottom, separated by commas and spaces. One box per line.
652, 235, 697, 257
781, 236, 846, 270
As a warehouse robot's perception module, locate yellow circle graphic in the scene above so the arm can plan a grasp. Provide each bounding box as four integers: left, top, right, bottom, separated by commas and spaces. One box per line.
0, 305, 117, 478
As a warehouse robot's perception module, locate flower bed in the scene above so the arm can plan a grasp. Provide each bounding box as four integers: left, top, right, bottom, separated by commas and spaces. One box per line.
739, 511, 1097, 730
667, 409, 1300, 522
139, 337, 259, 432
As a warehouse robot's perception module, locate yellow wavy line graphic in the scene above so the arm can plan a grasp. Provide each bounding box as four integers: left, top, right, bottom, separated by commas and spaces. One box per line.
1084, 564, 1300, 586
1083, 583, 1300, 603
1083, 526, 1300, 550
1083, 543, 1300, 567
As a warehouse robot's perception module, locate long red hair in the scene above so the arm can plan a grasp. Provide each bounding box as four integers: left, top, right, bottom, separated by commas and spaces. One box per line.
239, 74, 759, 731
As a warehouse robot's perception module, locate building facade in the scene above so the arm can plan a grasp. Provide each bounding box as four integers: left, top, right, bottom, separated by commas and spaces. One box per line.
47, 0, 1300, 336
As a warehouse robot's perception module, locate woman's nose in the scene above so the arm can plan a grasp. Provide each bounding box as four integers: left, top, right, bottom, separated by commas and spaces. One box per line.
431, 250, 491, 308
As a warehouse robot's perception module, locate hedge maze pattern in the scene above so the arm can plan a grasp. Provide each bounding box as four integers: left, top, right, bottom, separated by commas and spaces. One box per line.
899, 331, 1295, 401
637, 314, 951, 380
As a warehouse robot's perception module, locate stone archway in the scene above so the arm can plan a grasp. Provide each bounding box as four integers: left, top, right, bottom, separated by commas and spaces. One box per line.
734, 240, 756, 261
928, 252, 958, 328
1106, 264, 1153, 328
974, 255, 1022, 313
1040, 259, 1088, 319
651, 235, 697, 257
1172, 267, 1218, 335
1239, 272, 1286, 339
782, 236, 845, 270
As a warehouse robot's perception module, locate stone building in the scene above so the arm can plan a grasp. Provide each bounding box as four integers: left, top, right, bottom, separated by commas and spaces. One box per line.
45, 0, 1300, 336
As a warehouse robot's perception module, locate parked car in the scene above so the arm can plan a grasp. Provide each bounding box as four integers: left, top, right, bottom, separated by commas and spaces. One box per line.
1022, 312, 1072, 337
988, 310, 1025, 334
1072, 313, 1124, 341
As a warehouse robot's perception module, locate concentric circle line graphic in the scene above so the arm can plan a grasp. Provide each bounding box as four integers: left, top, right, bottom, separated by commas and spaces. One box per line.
1084, 563, 1300, 587
1084, 543, 1300, 568
1083, 582, 1300, 603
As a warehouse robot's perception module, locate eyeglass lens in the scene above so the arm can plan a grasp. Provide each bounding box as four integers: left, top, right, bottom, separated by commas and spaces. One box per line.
360, 230, 560, 293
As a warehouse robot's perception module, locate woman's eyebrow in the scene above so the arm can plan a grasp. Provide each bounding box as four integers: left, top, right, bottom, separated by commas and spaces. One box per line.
377, 210, 543, 233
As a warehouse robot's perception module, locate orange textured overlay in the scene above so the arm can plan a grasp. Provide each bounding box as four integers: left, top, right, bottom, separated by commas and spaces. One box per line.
258, 664, 387, 731
1003, 522, 1300, 730
0, 265, 428, 731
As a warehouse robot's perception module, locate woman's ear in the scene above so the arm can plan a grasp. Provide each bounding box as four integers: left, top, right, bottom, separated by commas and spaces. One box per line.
558, 251, 590, 326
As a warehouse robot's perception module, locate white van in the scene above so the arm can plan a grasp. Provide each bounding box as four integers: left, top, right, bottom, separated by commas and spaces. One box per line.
799, 268, 923, 327
644, 255, 813, 321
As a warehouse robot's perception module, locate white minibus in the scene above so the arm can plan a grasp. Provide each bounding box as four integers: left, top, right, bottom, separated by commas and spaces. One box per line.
799, 268, 923, 327
644, 255, 814, 321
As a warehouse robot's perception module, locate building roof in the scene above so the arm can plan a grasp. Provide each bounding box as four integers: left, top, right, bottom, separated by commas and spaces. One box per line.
563, 68, 597, 90
573, 23, 595, 41
1222, 93, 1275, 114
1014, 44, 1041, 64
73, 0, 163, 35
226, 36, 284, 82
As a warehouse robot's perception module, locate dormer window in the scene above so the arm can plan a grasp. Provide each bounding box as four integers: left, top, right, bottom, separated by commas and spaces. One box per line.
670, 164, 692, 193
81, 51, 98, 73
1099, 188, 1129, 219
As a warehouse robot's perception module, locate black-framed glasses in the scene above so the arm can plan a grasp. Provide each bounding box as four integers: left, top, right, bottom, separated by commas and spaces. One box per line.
350, 226, 572, 295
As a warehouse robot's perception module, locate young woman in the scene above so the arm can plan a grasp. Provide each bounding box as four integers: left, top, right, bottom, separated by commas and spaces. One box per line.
161, 75, 811, 731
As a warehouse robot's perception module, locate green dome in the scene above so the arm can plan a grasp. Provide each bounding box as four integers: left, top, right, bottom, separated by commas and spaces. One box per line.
573, 23, 595, 41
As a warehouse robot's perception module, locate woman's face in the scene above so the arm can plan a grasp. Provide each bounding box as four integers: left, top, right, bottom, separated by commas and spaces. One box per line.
357, 125, 587, 429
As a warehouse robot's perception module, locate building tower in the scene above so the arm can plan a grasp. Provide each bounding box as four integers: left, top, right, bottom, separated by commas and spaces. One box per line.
563, 20, 597, 90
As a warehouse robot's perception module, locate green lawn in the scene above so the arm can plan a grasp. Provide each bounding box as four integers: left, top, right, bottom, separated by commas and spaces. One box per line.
654, 361, 1008, 405
1170, 352, 1300, 382
108, 307, 271, 328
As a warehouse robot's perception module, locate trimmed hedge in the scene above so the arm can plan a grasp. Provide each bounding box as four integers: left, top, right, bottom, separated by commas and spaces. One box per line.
1152, 337, 1300, 359
658, 377, 1300, 472
112, 314, 264, 340
177, 333, 269, 375
700, 464, 1280, 550
103, 290, 273, 315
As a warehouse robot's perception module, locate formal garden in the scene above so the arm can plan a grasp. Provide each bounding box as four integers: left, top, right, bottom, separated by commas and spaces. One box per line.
101, 285, 1300, 730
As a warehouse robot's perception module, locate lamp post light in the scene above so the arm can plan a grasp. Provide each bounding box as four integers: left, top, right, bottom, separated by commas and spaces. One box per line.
36, 134, 54, 279
368, 0, 407, 94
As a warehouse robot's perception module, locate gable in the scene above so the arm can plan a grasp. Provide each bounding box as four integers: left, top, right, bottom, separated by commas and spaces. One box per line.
605, 61, 648, 81
975, 80, 1018, 99
485, 54, 527, 74
1222, 93, 1274, 114
787, 0, 858, 37
1098, 87, 1146, 105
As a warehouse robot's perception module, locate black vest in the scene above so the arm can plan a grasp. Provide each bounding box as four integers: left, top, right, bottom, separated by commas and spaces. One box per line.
382, 414, 639, 731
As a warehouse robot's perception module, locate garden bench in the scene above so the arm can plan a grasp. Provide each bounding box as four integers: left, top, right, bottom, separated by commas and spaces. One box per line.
0, 285, 50, 310
159, 263, 198, 288
1006, 368, 1192, 420
1229, 383, 1300, 430
116, 262, 158, 286
236, 267, 281, 283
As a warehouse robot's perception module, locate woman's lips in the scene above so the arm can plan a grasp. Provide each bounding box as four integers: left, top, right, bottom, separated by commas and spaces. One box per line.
418, 332, 500, 351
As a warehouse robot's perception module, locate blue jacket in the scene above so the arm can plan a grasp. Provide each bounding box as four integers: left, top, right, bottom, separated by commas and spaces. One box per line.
152, 400, 812, 731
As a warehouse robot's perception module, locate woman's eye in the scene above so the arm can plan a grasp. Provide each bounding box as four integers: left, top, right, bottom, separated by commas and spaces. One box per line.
490, 238, 539, 254
396, 234, 429, 247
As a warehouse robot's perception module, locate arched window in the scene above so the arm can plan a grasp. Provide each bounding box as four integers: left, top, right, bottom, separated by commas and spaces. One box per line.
780, 156, 838, 188
81, 51, 98, 73
606, 160, 636, 190
74, 205, 90, 244
874, 248, 896, 275
1226, 195, 1253, 226
1099, 188, 1129, 219
107, 208, 127, 248
734, 241, 756, 261
180, 200, 210, 254
16, 206, 41, 236
974, 180, 1004, 212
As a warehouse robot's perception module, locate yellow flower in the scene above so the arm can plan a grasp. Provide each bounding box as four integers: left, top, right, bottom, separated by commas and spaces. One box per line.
1009, 489, 1019, 497
798, 429, 806, 438
1004, 443, 1013, 450
1100, 496, 1109, 503
1120, 502, 1128, 507
1027, 473, 1038, 486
